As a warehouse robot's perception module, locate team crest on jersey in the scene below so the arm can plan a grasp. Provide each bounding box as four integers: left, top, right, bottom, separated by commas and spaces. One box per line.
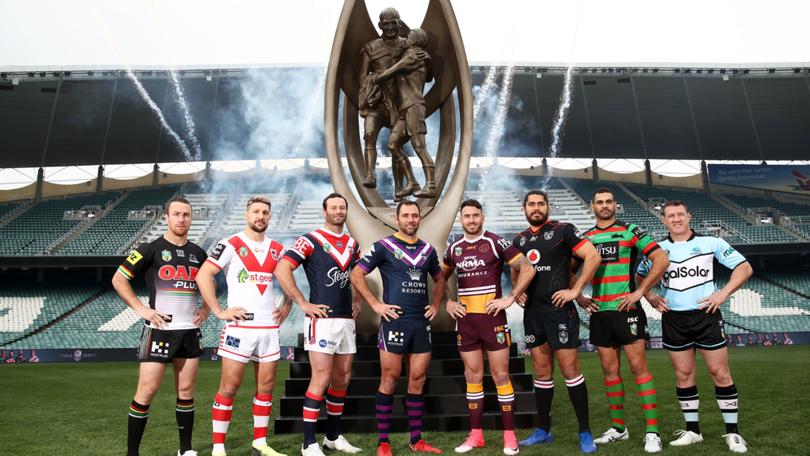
270, 249, 278, 260
238, 246, 249, 257
323, 243, 331, 253
336, 241, 343, 248
496, 331, 505, 344
530, 235, 537, 242
480, 242, 491, 253
395, 248, 404, 260
161, 250, 172, 262
519, 237, 526, 246
691, 246, 702, 255
543, 231, 554, 240
189, 254, 199, 264
454, 246, 462, 256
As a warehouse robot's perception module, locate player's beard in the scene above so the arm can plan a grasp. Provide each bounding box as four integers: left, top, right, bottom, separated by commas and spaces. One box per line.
596, 208, 615, 221
249, 220, 268, 233
526, 210, 548, 227
400, 222, 419, 236
326, 212, 346, 228
463, 222, 483, 237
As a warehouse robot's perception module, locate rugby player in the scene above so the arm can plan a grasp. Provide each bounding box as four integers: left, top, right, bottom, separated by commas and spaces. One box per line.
442, 199, 535, 455
578, 188, 670, 453
350, 200, 446, 456
195, 196, 293, 456
113, 196, 208, 456
276, 193, 363, 456
512, 190, 602, 453
638, 200, 752, 453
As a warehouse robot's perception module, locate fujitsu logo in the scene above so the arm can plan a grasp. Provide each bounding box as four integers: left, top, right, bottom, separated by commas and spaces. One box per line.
325, 266, 351, 288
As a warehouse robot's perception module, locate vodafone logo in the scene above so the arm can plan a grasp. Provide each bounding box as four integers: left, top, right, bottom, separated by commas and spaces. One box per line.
526, 249, 541, 264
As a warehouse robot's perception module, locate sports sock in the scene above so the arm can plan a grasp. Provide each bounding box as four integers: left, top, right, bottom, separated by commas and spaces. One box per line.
676, 385, 700, 434
325, 387, 347, 441
533, 377, 554, 432
376, 391, 394, 444
715, 384, 739, 434
303, 391, 323, 448
127, 400, 150, 456
604, 377, 625, 432
566, 374, 590, 433
466, 382, 485, 430
406, 393, 424, 444
635, 375, 659, 434
175, 397, 195, 453
496, 382, 516, 431
212, 393, 234, 453
253, 393, 272, 446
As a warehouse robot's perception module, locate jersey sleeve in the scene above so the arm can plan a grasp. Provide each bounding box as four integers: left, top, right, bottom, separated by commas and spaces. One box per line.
205, 239, 233, 271
283, 235, 314, 268
352, 242, 362, 268
631, 224, 660, 256
713, 237, 747, 270
356, 241, 385, 274
442, 239, 456, 269
563, 223, 589, 253
117, 242, 153, 280
636, 256, 652, 278
428, 247, 443, 281
494, 234, 522, 264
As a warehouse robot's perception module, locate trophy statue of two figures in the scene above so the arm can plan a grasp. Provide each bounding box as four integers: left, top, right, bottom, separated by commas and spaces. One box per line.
324, 0, 473, 330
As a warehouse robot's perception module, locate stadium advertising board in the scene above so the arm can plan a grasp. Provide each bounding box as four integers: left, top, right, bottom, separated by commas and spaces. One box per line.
708, 164, 810, 194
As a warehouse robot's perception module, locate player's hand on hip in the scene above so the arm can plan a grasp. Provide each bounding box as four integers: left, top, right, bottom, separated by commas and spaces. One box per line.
646, 293, 669, 313
139, 308, 170, 329
445, 300, 466, 320
575, 293, 599, 314
618, 290, 644, 312
485, 297, 513, 316
699, 290, 728, 314
216, 307, 247, 321
273, 301, 293, 324
351, 300, 361, 319
551, 288, 578, 307
424, 303, 439, 321
301, 302, 330, 319
372, 302, 400, 322
192, 307, 209, 326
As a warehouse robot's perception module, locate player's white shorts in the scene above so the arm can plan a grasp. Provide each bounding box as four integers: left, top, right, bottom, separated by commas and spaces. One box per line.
304, 317, 357, 355
217, 323, 280, 363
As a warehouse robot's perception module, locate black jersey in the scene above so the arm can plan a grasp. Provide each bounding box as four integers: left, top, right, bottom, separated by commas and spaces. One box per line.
118, 236, 207, 329
513, 221, 589, 314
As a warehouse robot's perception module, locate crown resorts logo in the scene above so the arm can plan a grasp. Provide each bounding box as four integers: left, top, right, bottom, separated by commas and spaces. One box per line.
407, 268, 422, 281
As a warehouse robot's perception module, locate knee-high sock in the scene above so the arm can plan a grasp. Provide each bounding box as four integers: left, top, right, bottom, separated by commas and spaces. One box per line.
303, 391, 323, 448
175, 397, 195, 453
496, 382, 516, 431
406, 393, 424, 445
533, 378, 554, 432
127, 400, 150, 456
604, 378, 626, 432
212, 394, 234, 453
676, 385, 700, 434
325, 387, 347, 441
253, 393, 272, 445
636, 375, 659, 434
466, 383, 485, 430
715, 384, 739, 434
376, 391, 394, 444
566, 374, 590, 433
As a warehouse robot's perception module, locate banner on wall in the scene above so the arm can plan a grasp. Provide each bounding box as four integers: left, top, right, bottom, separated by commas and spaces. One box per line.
708, 164, 810, 194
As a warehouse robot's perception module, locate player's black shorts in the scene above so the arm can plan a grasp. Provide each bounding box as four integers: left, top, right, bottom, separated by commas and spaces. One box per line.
523, 305, 581, 350
137, 327, 203, 362
589, 308, 649, 347
662, 309, 727, 351
456, 313, 510, 352
378, 318, 431, 354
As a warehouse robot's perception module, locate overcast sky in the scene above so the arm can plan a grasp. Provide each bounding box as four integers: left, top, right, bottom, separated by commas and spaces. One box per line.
1, 0, 809, 70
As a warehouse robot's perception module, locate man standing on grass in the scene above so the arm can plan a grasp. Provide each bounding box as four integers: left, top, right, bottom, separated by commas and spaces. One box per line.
276, 192, 363, 456
350, 200, 446, 456
441, 199, 535, 455
577, 188, 670, 453
639, 200, 752, 453
195, 196, 292, 456
113, 196, 208, 456
512, 190, 602, 453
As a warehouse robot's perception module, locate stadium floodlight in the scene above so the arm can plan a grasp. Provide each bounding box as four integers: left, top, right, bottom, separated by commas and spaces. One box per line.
206, 75, 213, 82
12, 78, 19, 85
723, 74, 730, 81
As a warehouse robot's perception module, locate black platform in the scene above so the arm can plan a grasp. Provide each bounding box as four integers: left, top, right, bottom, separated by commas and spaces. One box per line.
274, 331, 536, 434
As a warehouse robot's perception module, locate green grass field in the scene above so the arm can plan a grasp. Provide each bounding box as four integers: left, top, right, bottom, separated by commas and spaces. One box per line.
1, 346, 808, 456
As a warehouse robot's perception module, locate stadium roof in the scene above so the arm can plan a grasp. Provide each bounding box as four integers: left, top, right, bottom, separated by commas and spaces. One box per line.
1, 0, 809, 70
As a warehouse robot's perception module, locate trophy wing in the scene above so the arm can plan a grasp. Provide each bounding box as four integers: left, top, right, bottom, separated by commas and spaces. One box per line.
421, 0, 459, 117
338, 0, 379, 109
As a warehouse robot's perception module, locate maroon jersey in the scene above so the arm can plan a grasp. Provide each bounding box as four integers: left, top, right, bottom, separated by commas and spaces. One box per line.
443, 231, 522, 314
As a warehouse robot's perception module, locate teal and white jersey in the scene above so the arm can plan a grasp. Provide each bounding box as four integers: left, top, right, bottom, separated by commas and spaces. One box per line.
637, 231, 747, 311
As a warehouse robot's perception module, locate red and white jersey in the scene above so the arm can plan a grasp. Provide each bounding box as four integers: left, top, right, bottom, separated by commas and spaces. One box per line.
205, 232, 285, 327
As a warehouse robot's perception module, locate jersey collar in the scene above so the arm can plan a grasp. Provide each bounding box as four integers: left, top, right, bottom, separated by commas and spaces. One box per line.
668, 229, 697, 243
527, 220, 551, 234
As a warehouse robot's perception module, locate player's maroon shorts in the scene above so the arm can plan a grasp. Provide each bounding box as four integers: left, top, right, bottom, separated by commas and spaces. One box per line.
456, 313, 511, 352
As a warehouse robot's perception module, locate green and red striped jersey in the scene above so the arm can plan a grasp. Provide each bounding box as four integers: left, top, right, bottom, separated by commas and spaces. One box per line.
582, 221, 659, 311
